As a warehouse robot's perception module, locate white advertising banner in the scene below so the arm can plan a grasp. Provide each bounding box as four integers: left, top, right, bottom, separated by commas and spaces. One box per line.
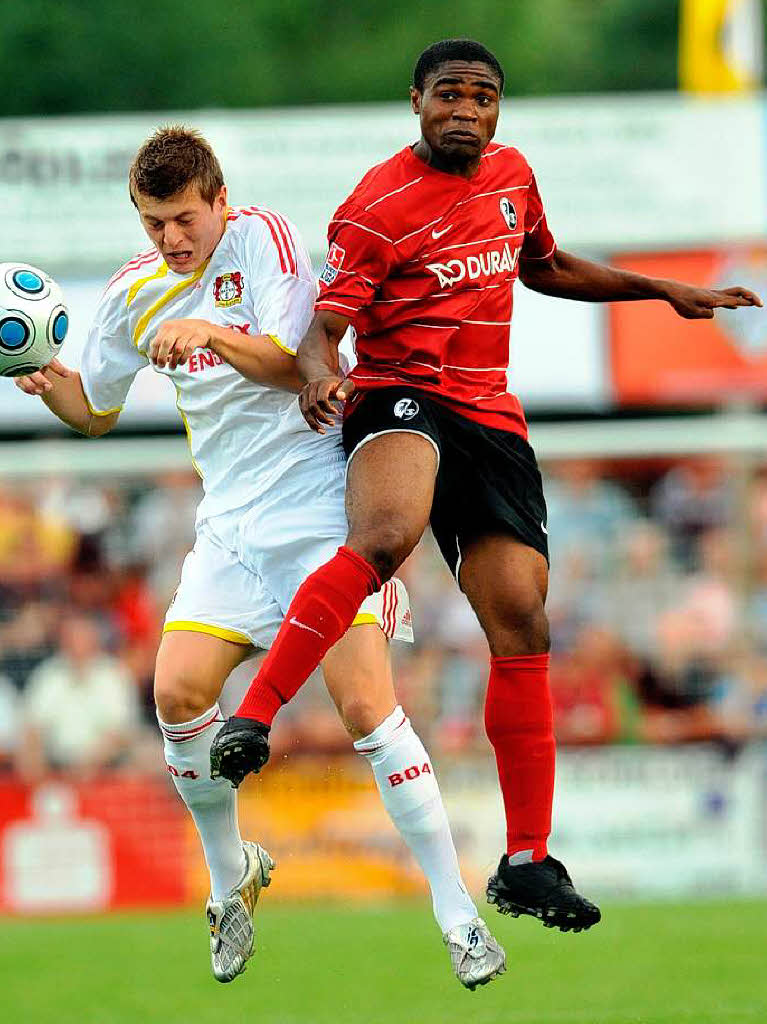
442, 744, 767, 898
0, 93, 764, 276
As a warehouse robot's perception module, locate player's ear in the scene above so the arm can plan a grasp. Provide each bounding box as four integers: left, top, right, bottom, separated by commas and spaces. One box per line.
410, 87, 421, 115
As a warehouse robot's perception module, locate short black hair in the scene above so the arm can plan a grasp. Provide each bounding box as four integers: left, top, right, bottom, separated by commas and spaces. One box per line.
413, 38, 504, 93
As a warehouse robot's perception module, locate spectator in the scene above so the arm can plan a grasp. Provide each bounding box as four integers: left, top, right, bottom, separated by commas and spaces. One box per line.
636, 610, 720, 743
544, 458, 639, 581
550, 626, 634, 745
599, 520, 685, 660
0, 601, 59, 690
15, 612, 139, 779
0, 673, 19, 770
650, 457, 733, 568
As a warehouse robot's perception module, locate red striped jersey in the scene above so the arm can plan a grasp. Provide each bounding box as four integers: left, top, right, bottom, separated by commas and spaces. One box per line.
316, 143, 556, 436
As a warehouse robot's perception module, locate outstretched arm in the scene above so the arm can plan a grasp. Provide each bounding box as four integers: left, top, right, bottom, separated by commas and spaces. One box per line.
149, 319, 302, 391
14, 360, 119, 437
296, 309, 353, 433
519, 249, 762, 319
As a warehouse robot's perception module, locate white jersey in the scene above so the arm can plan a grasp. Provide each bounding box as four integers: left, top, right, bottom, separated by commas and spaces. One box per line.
80, 206, 340, 520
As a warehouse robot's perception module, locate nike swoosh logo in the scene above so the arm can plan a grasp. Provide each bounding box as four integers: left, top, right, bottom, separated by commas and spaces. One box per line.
289, 616, 325, 638
541, 522, 548, 535
431, 224, 452, 239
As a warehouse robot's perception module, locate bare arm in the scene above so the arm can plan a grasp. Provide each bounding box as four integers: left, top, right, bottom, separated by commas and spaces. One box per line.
519, 249, 762, 319
295, 310, 353, 433
13, 359, 119, 437
149, 319, 302, 392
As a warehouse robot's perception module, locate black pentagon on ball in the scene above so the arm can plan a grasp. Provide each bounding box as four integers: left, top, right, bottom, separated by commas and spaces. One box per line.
1, 362, 40, 377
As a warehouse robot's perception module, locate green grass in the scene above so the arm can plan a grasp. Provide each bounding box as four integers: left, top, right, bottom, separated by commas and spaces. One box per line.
4, 901, 766, 1024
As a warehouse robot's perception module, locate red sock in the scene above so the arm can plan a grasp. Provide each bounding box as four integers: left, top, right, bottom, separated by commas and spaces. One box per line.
237, 546, 380, 725
484, 653, 555, 861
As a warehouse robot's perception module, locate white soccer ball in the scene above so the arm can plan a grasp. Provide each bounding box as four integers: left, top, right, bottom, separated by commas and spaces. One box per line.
0, 263, 68, 377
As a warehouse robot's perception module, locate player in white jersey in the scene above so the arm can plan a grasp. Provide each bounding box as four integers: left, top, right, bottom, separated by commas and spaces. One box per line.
14, 127, 504, 990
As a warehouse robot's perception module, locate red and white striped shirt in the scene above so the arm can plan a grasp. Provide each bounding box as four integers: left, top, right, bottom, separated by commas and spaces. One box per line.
316, 143, 556, 437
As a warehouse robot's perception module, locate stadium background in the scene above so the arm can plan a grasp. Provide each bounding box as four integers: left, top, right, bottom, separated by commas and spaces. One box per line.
2, 3, 767, 1022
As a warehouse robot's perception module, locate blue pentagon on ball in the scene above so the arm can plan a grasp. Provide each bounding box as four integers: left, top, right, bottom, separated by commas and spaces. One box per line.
13, 270, 44, 293
52, 311, 68, 343
0, 317, 29, 348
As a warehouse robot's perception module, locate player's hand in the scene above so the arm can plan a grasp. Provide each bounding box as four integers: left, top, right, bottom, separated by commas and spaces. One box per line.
210, 716, 271, 788
299, 374, 355, 433
664, 283, 762, 320
150, 318, 213, 369
13, 358, 75, 396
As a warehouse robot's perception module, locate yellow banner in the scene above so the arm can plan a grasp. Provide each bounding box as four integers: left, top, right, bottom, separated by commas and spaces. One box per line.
679, 0, 763, 92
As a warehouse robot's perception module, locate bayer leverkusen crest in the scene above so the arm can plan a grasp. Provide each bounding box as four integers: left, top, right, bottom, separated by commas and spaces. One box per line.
213, 272, 244, 307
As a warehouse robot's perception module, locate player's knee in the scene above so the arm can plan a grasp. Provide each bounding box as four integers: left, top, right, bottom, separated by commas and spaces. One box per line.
486, 595, 550, 656
339, 693, 386, 741
349, 524, 414, 582
154, 674, 212, 724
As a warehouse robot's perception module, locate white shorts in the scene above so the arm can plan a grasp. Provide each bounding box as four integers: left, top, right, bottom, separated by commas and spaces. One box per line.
164, 457, 413, 650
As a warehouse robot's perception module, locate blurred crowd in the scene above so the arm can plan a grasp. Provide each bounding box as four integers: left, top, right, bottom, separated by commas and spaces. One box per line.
1, 453, 767, 779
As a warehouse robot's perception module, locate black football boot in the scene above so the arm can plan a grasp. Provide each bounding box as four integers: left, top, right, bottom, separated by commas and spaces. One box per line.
487, 854, 601, 932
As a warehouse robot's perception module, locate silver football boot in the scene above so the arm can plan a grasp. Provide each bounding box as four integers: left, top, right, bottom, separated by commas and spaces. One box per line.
443, 917, 507, 990
206, 841, 276, 983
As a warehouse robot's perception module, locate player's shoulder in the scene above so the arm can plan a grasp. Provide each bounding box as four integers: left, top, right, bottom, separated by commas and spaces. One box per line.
333, 148, 416, 240
103, 247, 163, 300
481, 142, 534, 182
225, 204, 306, 276
99, 247, 164, 326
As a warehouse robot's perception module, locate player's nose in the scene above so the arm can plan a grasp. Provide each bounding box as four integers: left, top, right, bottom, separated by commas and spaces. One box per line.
164, 227, 185, 250
452, 101, 478, 122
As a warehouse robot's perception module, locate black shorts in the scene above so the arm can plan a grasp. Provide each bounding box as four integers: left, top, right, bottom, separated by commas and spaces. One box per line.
342, 387, 549, 578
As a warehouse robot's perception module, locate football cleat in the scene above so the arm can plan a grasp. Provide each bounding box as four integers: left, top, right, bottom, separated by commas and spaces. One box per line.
443, 917, 506, 991
210, 716, 270, 787
486, 854, 601, 933
206, 841, 276, 983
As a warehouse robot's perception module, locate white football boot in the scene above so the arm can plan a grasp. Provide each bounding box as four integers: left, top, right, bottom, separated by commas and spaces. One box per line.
443, 917, 507, 990
206, 841, 275, 983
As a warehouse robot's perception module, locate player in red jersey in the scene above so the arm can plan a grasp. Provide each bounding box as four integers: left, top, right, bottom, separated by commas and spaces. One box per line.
211, 39, 761, 931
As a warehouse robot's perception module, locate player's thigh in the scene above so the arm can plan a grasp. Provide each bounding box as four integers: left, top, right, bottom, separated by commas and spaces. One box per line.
154, 629, 252, 723
342, 390, 441, 574
459, 532, 549, 656
321, 623, 397, 740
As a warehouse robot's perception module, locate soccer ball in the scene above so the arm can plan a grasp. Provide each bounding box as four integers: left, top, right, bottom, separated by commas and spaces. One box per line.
0, 263, 68, 377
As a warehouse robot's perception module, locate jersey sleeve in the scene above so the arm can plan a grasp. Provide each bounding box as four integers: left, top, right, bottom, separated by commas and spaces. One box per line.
79, 287, 147, 415
241, 211, 318, 355
521, 173, 556, 261
315, 204, 397, 318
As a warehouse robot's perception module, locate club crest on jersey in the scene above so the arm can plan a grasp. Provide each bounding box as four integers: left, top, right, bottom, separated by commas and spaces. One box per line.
320, 242, 346, 285
499, 196, 517, 230
426, 241, 520, 289
213, 272, 244, 307
393, 398, 419, 420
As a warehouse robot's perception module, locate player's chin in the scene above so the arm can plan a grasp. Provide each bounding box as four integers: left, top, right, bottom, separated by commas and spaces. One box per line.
439, 134, 484, 159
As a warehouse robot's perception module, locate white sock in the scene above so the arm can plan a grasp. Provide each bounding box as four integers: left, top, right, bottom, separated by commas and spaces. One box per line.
158, 704, 246, 902
354, 705, 478, 933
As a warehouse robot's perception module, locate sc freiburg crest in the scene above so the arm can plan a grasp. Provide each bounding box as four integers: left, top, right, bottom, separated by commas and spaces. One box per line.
499, 197, 517, 230
213, 272, 244, 307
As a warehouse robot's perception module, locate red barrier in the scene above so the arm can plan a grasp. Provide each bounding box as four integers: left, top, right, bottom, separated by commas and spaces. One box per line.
0, 776, 187, 913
